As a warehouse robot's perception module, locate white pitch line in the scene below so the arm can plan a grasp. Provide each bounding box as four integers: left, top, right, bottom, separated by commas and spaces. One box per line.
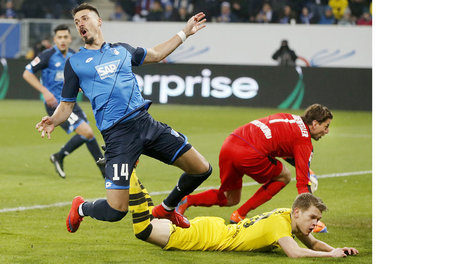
0, 170, 371, 213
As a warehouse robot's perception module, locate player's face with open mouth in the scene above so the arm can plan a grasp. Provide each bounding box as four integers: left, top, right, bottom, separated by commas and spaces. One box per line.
74, 9, 101, 45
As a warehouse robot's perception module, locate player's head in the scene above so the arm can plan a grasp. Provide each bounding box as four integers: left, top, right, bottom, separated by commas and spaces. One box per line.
291, 193, 327, 236
53, 24, 72, 53
72, 3, 102, 45
302, 103, 333, 141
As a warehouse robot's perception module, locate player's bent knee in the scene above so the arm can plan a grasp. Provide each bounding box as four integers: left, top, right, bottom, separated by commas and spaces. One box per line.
104, 203, 128, 222
135, 223, 153, 241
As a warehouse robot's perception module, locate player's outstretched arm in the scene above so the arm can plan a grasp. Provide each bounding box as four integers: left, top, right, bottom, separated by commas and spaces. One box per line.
279, 234, 359, 258
143, 12, 206, 64
35, 101, 75, 139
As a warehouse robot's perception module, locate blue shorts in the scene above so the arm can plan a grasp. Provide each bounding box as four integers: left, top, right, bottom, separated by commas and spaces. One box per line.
101, 110, 192, 190
45, 103, 87, 134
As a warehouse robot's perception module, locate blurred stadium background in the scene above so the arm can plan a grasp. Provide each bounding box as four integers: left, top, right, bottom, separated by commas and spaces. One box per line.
0, 0, 371, 263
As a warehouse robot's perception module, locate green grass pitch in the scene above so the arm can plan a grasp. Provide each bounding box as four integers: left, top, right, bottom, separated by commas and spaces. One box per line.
0, 100, 372, 263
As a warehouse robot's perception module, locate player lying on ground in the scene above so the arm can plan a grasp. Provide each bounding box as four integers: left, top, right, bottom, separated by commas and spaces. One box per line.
129, 172, 358, 258
176, 104, 333, 224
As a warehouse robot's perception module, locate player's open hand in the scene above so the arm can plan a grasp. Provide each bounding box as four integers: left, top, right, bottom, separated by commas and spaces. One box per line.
36, 116, 55, 139
184, 12, 206, 36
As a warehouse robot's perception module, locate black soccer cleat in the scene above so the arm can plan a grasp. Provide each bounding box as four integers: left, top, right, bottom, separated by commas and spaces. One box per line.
50, 153, 66, 178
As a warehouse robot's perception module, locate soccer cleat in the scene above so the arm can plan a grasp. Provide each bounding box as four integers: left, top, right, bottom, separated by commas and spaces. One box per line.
152, 204, 190, 228
50, 153, 65, 178
230, 210, 246, 224
66, 196, 85, 233
96, 157, 106, 179
175, 196, 190, 215
313, 220, 328, 233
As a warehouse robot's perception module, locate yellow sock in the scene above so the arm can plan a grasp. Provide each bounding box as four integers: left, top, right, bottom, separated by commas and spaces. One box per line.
129, 168, 154, 240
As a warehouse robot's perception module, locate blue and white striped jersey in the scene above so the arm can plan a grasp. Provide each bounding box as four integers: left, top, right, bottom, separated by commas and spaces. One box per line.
61, 42, 149, 131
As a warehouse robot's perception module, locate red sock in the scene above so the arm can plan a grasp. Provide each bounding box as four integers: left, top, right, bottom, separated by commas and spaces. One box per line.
237, 181, 286, 216
188, 189, 228, 207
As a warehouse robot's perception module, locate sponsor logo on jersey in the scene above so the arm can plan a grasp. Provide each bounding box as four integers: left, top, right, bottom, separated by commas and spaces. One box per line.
85, 57, 93, 63
112, 48, 120, 55
105, 181, 112, 188
54, 71, 64, 81
30, 57, 40, 67
95, 60, 120, 80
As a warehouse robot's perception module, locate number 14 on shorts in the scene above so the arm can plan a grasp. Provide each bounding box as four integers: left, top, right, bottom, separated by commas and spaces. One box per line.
112, 163, 129, 181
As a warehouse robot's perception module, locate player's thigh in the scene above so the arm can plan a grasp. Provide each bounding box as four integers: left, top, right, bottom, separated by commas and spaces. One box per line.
103, 123, 142, 191
243, 156, 284, 184
143, 124, 209, 174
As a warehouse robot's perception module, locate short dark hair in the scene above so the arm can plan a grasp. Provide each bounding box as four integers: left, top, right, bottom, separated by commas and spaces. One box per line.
72, 3, 100, 17
53, 24, 70, 34
301, 103, 333, 125
292, 193, 327, 212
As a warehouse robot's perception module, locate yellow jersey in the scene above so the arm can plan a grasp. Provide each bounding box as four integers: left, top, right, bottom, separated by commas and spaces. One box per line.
164, 208, 293, 251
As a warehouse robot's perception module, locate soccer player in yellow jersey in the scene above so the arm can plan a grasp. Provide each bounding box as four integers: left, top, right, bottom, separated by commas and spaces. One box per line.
128, 174, 358, 258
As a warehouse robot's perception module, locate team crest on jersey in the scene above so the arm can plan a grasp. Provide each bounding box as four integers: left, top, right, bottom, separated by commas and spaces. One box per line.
55, 62, 61, 67
95, 60, 120, 80
112, 48, 120, 55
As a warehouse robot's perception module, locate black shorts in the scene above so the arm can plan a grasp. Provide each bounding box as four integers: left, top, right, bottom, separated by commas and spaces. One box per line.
101, 110, 192, 190
45, 102, 88, 134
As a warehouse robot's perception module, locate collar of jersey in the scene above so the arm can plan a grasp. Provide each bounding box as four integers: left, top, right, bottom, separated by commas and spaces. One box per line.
79, 42, 108, 52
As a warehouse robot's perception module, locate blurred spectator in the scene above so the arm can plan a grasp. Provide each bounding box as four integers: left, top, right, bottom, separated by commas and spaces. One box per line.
301, 0, 329, 22
116, 0, 137, 18
272, 39, 297, 66
337, 7, 354, 25
255, 1, 277, 23
32, 39, 52, 58
215, 1, 238, 23
109, 2, 130, 21
248, 0, 263, 22
230, 0, 249, 22
177, 6, 190, 21
278, 4, 296, 24
162, 2, 181, 21
356, 8, 371, 25
146, 0, 164, 21
349, 0, 369, 21
319, 6, 335, 24
173, 0, 193, 14
192, 0, 220, 21
298, 6, 314, 24
3, 0, 18, 19
134, 0, 160, 21
328, 0, 348, 20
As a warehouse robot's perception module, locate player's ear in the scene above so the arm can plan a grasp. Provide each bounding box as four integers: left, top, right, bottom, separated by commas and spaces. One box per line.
98, 17, 102, 27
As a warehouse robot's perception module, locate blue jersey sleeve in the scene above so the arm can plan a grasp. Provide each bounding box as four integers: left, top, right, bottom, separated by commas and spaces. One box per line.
25, 48, 54, 73
61, 59, 80, 102
117, 42, 147, 66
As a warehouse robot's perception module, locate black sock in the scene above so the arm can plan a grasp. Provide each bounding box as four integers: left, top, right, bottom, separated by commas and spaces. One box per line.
81, 199, 127, 222
85, 137, 104, 162
163, 165, 212, 208
57, 134, 85, 157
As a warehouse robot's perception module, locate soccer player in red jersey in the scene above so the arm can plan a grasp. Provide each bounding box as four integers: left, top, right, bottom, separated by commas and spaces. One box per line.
176, 104, 333, 223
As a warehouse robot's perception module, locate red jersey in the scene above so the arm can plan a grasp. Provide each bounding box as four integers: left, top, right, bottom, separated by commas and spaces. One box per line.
232, 113, 313, 194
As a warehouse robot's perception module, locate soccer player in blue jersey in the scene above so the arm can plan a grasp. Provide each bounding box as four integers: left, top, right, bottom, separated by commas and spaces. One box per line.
35, 3, 211, 234
24, 24, 105, 179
